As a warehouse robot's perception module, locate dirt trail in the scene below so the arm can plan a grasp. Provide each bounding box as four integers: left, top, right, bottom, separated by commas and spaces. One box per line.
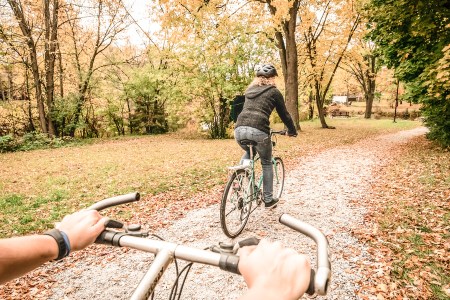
27, 127, 430, 299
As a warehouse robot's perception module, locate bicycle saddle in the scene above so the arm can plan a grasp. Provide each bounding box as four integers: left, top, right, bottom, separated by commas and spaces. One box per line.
239, 139, 258, 146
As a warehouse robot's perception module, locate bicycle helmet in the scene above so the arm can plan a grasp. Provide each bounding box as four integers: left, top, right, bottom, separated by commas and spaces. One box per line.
256, 64, 278, 78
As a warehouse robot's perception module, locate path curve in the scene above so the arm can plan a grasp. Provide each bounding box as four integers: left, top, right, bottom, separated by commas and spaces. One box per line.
48, 127, 428, 300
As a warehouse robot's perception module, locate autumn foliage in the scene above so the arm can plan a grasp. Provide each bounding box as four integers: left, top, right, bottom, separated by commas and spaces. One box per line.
354, 136, 450, 299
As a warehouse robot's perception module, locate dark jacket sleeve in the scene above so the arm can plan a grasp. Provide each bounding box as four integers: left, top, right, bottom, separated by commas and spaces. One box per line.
273, 89, 298, 136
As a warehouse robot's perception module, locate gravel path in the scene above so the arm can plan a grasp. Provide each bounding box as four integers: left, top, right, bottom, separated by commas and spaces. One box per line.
48, 127, 428, 300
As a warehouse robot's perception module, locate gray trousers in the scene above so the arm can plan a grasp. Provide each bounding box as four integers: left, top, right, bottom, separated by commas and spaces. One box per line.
234, 126, 274, 203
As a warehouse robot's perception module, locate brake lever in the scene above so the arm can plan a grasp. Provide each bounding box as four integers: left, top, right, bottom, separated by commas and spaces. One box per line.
104, 218, 124, 229
233, 237, 260, 253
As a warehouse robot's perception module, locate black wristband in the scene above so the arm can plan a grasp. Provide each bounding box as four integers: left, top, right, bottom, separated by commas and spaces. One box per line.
44, 228, 69, 260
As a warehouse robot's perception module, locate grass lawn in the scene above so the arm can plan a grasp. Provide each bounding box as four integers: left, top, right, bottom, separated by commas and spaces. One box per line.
0, 118, 421, 237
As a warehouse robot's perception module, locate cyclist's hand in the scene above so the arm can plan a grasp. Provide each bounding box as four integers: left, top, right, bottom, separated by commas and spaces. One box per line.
56, 210, 107, 252
238, 239, 310, 300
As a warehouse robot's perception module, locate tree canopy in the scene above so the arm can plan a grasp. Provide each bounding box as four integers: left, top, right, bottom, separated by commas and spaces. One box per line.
366, 0, 450, 146
0, 0, 448, 146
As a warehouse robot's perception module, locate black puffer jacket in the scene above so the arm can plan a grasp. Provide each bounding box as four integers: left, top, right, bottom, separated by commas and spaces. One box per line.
235, 85, 297, 135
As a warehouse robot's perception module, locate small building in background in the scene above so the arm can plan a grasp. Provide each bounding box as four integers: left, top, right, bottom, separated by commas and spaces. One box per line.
332, 94, 362, 105
332, 95, 348, 104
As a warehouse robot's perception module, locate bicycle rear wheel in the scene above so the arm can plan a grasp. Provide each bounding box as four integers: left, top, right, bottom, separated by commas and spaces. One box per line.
220, 169, 253, 238
272, 157, 285, 199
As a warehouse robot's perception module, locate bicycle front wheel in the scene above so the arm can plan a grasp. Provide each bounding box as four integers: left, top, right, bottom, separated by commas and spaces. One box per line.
272, 157, 285, 199
220, 169, 253, 238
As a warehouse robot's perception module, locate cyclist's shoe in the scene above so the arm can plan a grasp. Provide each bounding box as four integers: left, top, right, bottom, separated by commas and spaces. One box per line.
264, 198, 279, 209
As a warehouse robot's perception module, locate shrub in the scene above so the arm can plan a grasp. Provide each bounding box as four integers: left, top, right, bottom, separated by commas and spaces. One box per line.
0, 134, 17, 153
0, 132, 75, 153
402, 108, 410, 120
19, 132, 52, 151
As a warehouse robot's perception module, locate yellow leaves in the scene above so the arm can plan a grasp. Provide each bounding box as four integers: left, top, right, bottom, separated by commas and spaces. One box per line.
269, 0, 295, 25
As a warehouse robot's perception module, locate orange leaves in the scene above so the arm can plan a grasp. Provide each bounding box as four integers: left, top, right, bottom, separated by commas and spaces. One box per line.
354, 136, 450, 300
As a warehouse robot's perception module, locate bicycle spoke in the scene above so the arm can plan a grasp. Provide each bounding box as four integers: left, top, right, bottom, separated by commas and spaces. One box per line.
220, 169, 252, 238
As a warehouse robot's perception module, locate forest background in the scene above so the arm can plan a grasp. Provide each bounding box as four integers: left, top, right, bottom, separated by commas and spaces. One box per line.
0, 0, 448, 149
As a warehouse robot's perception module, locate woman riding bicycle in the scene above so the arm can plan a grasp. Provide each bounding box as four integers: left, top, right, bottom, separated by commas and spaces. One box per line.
234, 64, 298, 209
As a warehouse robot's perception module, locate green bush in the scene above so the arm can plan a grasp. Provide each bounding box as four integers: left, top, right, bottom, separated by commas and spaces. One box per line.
0, 135, 17, 153
18, 132, 51, 151
423, 96, 450, 148
0, 132, 76, 153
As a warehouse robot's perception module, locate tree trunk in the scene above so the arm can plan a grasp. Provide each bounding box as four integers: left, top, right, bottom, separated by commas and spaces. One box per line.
268, 0, 301, 131
8, 0, 48, 133
314, 84, 329, 128
317, 103, 327, 127
284, 39, 300, 129
7, 67, 13, 100
218, 96, 229, 138
393, 79, 399, 123
126, 98, 134, 134
43, 0, 59, 137
364, 94, 373, 119
25, 65, 35, 132
31, 52, 48, 134
364, 55, 376, 119
308, 89, 314, 120
57, 42, 64, 98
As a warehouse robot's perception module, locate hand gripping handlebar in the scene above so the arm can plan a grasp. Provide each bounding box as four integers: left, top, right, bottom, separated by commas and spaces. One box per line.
88, 193, 331, 297
279, 214, 331, 295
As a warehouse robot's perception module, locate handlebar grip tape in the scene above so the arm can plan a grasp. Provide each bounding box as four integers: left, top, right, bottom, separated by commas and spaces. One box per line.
219, 254, 240, 275
305, 269, 316, 295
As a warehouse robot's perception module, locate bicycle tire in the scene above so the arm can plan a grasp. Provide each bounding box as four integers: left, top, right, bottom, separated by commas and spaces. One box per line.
220, 169, 253, 238
272, 157, 285, 199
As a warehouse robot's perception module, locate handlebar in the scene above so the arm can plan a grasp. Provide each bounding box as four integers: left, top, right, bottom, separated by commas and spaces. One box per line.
279, 214, 331, 295
87, 192, 140, 211
90, 193, 331, 297
271, 129, 297, 137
